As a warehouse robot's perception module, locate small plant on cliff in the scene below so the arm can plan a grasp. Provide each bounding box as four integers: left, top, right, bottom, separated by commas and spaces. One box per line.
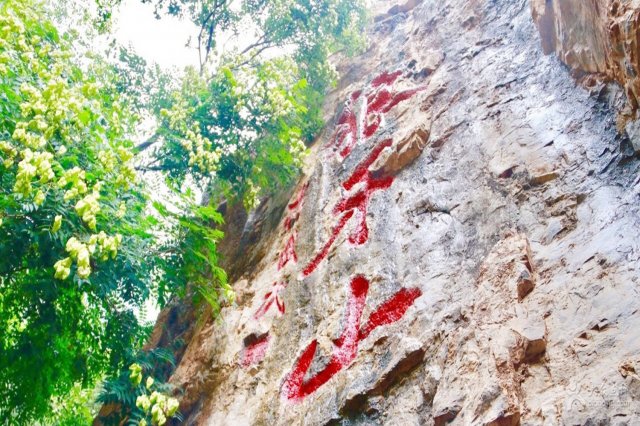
130, 363, 180, 426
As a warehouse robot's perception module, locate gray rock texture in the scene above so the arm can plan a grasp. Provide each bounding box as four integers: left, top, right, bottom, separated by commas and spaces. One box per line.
149, 0, 640, 424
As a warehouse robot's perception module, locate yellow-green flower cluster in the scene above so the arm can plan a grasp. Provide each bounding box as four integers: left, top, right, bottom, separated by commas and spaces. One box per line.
13, 149, 54, 198
58, 167, 87, 200
116, 202, 126, 218
182, 127, 221, 171
1, 4, 142, 280
110, 147, 137, 189
34, 189, 45, 206
64, 237, 91, 279
161, 104, 221, 173
0, 14, 26, 75
97, 142, 137, 189
242, 179, 261, 211
0, 140, 18, 167
130, 363, 179, 426
53, 257, 72, 280
89, 231, 122, 261
288, 136, 307, 167
240, 59, 298, 119
51, 214, 62, 232
54, 231, 122, 280
160, 98, 191, 132
97, 150, 117, 172
75, 188, 101, 230
12, 120, 46, 149
129, 363, 143, 386
264, 86, 294, 118
136, 391, 179, 426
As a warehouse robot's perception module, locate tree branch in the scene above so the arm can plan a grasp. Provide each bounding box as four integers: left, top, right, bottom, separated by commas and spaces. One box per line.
239, 34, 269, 56
233, 43, 277, 69
197, 0, 227, 73
135, 164, 175, 172
134, 135, 160, 153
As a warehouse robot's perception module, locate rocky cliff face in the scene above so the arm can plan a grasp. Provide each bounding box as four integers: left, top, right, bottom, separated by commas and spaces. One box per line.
152, 0, 640, 424
531, 0, 640, 113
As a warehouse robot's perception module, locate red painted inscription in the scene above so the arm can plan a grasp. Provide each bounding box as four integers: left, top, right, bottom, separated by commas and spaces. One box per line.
328, 70, 425, 159
278, 232, 298, 271
281, 276, 422, 401
240, 333, 271, 367
253, 282, 286, 319
302, 140, 394, 277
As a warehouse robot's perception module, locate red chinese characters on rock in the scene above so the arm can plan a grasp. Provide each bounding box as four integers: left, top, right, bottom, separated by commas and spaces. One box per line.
240, 333, 271, 367
328, 70, 425, 160
302, 140, 394, 277
278, 232, 298, 271
253, 281, 286, 320
278, 182, 308, 269
281, 276, 422, 402
330, 91, 360, 160
251, 182, 308, 322
244, 70, 425, 370
288, 182, 309, 212
284, 182, 308, 231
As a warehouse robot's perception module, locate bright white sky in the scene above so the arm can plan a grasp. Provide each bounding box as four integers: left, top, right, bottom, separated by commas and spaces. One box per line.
113, 0, 200, 70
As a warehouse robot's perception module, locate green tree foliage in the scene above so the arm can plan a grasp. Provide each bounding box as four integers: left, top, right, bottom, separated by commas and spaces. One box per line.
99, 0, 367, 76
136, 0, 367, 207
0, 1, 150, 421
45, 382, 100, 425
0, 1, 229, 422
151, 197, 231, 309
143, 61, 314, 209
